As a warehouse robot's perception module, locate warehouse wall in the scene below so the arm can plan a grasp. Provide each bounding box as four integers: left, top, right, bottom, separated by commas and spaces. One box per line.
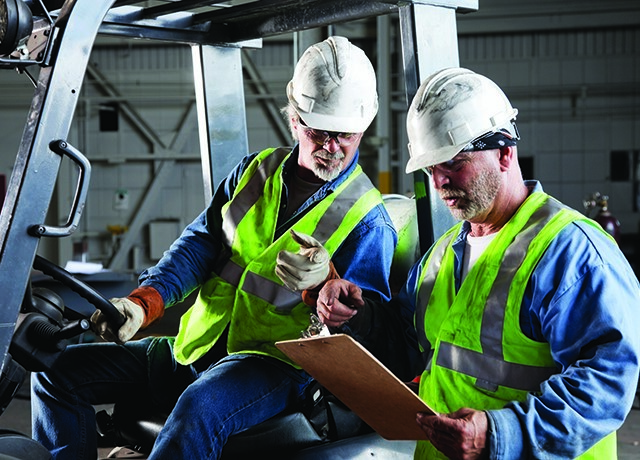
460, 27, 640, 234
0, 15, 638, 272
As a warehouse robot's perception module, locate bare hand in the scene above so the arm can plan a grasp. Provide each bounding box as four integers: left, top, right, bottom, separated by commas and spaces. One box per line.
416, 408, 488, 460
316, 279, 365, 328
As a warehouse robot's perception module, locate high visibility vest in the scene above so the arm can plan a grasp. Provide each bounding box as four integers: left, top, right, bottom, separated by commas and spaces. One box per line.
413, 192, 616, 460
173, 147, 384, 366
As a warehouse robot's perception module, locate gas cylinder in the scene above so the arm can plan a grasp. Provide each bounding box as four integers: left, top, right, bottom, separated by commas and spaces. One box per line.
583, 192, 621, 243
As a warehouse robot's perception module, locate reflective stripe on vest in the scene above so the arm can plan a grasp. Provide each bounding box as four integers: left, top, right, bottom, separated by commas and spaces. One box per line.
415, 229, 456, 355
436, 342, 555, 392
222, 148, 288, 248
219, 259, 302, 313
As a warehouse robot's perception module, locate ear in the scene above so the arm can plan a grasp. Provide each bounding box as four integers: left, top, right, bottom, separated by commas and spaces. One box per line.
290, 116, 301, 141
498, 146, 516, 172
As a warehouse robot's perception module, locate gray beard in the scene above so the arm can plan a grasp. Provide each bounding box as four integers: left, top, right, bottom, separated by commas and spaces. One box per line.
311, 154, 345, 182
444, 169, 501, 221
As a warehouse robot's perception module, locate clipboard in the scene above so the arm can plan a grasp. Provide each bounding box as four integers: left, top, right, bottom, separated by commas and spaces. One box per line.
276, 334, 434, 440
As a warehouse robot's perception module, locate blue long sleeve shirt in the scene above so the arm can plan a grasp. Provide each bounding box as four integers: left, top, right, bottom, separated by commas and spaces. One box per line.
139, 145, 397, 309
356, 181, 640, 459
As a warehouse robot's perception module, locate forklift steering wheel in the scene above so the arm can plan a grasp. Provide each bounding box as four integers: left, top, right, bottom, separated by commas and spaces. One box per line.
32, 255, 126, 330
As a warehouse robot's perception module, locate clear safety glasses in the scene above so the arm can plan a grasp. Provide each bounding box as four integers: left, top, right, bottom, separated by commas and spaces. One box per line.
422, 151, 476, 177
299, 121, 361, 147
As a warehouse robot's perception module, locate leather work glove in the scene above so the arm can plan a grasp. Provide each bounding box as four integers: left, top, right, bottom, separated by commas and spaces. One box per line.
91, 297, 145, 343
276, 229, 331, 291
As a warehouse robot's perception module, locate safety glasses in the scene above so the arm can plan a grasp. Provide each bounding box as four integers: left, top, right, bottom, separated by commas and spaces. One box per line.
422, 151, 476, 177
298, 120, 361, 147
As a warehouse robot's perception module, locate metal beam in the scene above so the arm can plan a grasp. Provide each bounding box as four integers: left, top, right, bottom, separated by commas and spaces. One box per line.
90, 1, 478, 44
399, 2, 462, 253
0, 0, 118, 374
376, 14, 392, 194
200, 0, 399, 43
192, 44, 248, 202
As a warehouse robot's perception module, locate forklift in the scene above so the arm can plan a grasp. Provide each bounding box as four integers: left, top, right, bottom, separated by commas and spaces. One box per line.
0, 1, 474, 458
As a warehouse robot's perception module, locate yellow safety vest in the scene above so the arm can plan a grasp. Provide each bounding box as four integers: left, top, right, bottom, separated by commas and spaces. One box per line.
413, 192, 616, 460
174, 147, 384, 366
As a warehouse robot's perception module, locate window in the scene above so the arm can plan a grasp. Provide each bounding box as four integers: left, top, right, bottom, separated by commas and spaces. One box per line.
99, 102, 119, 132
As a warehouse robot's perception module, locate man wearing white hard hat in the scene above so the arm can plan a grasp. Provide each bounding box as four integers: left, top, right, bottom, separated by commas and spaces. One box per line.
31, 36, 397, 459
314, 68, 640, 459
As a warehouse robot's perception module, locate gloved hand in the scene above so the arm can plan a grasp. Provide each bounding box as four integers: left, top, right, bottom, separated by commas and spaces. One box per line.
91, 297, 145, 343
276, 229, 330, 291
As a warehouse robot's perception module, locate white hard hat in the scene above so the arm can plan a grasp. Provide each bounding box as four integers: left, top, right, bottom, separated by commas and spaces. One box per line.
405, 67, 519, 174
286, 36, 379, 133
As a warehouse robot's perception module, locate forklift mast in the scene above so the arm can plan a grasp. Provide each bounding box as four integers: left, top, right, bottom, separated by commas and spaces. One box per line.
0, 0, 476, 375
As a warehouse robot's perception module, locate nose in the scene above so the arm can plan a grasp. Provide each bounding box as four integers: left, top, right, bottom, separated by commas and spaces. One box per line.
323, 137, 341, 153
430, 167, 450, 189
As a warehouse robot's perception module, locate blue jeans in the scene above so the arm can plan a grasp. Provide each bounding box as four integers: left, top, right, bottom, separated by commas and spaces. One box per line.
31, 336, 313, 460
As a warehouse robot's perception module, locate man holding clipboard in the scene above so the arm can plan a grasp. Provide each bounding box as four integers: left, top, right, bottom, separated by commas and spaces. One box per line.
277, 69, 640, 460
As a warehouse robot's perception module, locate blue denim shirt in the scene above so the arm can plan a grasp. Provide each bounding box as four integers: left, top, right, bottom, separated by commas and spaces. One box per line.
366, 181, 640, 459
139, 145, 397, 307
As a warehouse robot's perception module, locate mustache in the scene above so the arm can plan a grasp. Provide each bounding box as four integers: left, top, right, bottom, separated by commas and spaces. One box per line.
314, 151, 345, 161
438, 186, 466, 200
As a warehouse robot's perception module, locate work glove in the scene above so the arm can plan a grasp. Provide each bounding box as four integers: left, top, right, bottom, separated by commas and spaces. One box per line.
91, 297, 145, 343
276, 229, 331, 291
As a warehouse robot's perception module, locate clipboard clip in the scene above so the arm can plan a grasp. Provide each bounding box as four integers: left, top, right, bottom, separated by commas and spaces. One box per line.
301, 313, 330, 338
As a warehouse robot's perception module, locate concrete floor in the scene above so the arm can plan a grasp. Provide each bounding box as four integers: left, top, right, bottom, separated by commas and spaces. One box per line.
1, 375, 639, 459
